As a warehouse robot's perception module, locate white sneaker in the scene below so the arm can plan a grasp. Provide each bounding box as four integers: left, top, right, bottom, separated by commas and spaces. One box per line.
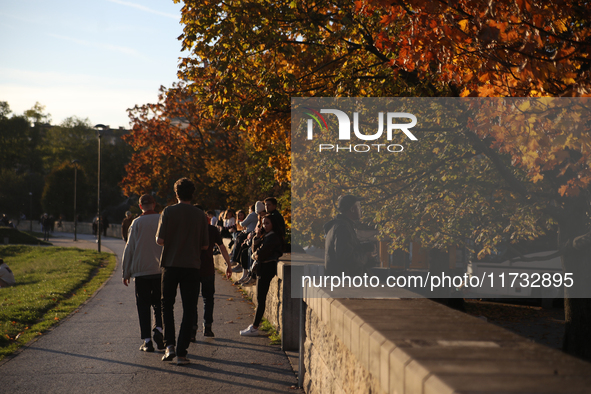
240, 324, 260, 336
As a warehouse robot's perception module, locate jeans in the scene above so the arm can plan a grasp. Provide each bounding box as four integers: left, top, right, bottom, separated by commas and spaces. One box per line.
134, 274, 162, 339
253, 261, 277, 327
161, 267, 200, 357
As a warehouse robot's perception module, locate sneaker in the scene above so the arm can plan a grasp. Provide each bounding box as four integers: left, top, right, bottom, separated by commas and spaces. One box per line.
204, 326, 215, 337
176, 356, 190, 365
153, 330, 165, 350
139, 341, 154, 352
236, 272, 250, 284
231, 265, 243, 273
241, 276, 257, 287
240, 324, 260, 336
162, 346, 176, 361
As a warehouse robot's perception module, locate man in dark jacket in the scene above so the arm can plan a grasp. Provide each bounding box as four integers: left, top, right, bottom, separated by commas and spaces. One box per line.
156, 178, 209, 365
324, 195, 374, 277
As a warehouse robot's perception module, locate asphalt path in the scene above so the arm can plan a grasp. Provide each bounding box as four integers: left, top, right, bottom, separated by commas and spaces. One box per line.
1, 232, 298, 393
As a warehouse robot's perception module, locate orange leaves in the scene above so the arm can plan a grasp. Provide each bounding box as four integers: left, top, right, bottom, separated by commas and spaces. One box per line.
366, 0, 591, 98
559, 181, 581, 197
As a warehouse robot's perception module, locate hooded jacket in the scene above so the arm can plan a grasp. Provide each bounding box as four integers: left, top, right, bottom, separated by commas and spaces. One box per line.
324, 214, 373, 276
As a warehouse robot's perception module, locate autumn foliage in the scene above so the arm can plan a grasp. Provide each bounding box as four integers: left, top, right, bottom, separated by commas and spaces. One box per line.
121, 84, 282, 208
358, 0, 591, 97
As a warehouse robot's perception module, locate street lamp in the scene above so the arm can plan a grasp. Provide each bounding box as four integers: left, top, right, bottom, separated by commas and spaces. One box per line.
72, 160, 80, 241
94, 124, 109, 253
29, 192, 32, 232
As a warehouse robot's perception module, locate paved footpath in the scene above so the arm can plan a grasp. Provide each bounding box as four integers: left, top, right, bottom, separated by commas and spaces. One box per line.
1, 232, 299, 393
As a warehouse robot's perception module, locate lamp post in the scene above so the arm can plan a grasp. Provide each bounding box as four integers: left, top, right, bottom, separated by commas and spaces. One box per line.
94, 124, 109, 253
29, 192, 32, 232
72, 160, 80, 241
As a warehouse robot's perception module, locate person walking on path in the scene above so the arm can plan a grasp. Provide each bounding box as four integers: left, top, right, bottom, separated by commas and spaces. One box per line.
122, 194, 164, 353
191, 205, 233, 340
102, 215, 109, 237
156, 178, 209, 365
121, 210, 135, 242
42, 213, 51, 241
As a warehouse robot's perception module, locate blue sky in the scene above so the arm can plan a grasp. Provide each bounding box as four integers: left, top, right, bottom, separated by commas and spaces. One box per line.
0, 0, 185, 129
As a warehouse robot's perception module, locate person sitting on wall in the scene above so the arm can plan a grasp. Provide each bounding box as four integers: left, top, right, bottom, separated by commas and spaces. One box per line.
239, 214, 283, 336
324, 195, 375, 277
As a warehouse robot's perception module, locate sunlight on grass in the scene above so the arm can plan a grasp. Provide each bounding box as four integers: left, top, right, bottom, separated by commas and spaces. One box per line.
0, 245, 116, 361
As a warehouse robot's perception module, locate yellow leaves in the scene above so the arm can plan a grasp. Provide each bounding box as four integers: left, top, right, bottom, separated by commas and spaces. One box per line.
561, 76, 577, 85
458, 19, 470, 33
554, 19, 568, 33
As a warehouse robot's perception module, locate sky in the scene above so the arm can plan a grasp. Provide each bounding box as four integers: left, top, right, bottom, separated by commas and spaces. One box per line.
0, 0, 185, 129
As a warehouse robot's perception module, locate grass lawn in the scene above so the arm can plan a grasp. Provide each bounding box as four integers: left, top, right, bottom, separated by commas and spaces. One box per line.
0, 245, 116, 361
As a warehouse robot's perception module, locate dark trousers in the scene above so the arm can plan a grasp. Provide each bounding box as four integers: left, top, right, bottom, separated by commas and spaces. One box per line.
193, 274, 215, 329
253, 262, 277, 327
231, 232, 248, 262
161, 267, 200, 357
201, 274, 215, 326
134, 275, 162, 339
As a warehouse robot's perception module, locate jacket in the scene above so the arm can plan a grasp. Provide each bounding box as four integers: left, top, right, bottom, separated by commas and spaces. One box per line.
122, 212, 162, 279
324, 214, 373, 276
253, 231, 283, 263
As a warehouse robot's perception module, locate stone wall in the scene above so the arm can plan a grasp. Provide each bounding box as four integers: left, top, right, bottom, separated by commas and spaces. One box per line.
218, 251, 591, 393
304, 306, 382, 394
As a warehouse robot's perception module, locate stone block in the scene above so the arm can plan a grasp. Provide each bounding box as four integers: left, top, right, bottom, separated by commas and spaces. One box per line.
330, 299, 345, 341
369, 330, 387, 389
380, 340, 396, 394
405, 359, 432, 394
390, 346, 412, 394
342, 309, 356, 352
321, 297, 334, 324
279, 263, 300, 351
350, 315, 364, 361
358, 322, 375, 372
